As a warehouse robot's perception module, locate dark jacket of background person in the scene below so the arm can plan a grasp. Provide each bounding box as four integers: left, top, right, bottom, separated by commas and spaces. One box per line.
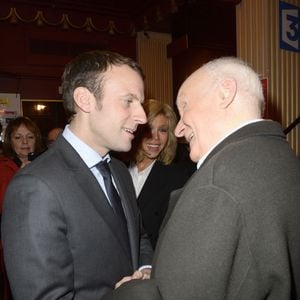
2, 134, 153, 300
137, 160, 190, 248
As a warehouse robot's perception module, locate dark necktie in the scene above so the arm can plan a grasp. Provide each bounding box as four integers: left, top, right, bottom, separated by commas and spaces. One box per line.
96, 160, 128, 227
96, 160, 131, 256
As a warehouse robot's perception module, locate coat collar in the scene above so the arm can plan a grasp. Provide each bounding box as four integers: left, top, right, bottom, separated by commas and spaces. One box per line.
200, 120, 285, 170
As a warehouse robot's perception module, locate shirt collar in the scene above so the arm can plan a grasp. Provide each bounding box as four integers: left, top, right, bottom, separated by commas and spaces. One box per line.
62, 125, 110, 168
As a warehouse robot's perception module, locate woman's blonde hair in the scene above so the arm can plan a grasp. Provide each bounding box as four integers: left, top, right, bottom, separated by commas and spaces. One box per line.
132, 99, 178, 165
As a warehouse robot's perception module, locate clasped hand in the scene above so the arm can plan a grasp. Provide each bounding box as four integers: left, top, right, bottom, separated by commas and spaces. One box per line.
115, 268, 151, 289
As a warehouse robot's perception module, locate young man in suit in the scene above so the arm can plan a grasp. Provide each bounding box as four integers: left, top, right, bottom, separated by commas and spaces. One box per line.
2, 50, 153, 299
103, 57, 300, 299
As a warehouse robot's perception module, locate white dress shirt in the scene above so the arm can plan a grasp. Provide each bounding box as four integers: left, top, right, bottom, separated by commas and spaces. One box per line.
129, 160, 156, 197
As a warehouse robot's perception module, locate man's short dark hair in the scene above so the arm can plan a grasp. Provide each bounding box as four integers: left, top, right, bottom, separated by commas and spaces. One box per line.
61, 50, 144, 118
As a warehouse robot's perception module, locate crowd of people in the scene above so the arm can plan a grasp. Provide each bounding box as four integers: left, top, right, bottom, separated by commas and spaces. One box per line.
0, 51, 299, 300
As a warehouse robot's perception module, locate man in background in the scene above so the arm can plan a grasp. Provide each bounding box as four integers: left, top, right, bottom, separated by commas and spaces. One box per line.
2, 50, 153, 300
46, 127, 63, 148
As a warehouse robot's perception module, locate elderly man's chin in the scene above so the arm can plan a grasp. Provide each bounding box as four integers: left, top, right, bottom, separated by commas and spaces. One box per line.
189, 149, 200, 163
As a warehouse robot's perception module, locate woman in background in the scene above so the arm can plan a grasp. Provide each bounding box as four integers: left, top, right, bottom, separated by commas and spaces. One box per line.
0, 116, 45, 300
128, 99, 193, 248
0, 116, 45, 202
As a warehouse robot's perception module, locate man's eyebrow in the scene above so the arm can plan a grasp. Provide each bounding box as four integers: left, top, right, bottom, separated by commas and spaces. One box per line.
126, 93, 144, 103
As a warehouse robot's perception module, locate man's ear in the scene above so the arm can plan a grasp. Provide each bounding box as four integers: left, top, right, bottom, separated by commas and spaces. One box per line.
218, 78, 237, 109
73, 87, 93, 113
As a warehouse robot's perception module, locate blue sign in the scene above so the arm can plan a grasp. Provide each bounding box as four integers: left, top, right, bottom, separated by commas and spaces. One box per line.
279, 1, 300, 52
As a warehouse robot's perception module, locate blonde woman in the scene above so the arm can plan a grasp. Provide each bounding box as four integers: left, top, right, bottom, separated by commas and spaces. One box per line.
128, 99, 192, 248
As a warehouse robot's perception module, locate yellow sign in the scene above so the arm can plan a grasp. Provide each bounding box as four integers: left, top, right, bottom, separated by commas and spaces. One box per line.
0, 98, 9, 105
0, 93, 21, 119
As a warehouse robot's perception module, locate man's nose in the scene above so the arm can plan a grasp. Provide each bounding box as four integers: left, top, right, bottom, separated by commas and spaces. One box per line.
175, 119, 185, 137
135, 104, 147, 124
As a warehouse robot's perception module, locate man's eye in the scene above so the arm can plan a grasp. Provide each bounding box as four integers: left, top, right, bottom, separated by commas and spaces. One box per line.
124, 99, 133, 104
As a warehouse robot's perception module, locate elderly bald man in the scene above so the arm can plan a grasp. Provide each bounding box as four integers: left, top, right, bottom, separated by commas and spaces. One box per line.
103, 56, 300, 300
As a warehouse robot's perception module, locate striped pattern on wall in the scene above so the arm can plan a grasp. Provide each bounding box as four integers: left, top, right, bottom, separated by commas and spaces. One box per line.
236, 0, 300, 156
136, 31, 173, 106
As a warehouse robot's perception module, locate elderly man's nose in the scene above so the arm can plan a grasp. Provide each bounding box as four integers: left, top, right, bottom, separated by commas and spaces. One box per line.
175, 119, 185, 137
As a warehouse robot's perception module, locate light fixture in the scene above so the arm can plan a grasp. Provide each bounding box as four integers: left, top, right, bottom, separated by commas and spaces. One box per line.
35, 104, 46, 111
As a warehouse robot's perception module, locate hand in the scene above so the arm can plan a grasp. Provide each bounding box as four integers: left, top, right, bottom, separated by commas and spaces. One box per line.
115, 269, 150, 289
140, 267, 151, 279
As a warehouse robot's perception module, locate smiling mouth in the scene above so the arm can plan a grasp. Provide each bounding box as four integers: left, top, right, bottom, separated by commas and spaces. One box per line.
187, 133, 194, 143
147, 144, 160, 148
124, 128, 134, 134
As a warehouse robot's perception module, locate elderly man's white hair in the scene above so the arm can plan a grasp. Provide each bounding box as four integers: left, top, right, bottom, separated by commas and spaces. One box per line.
202, 57, 265, 116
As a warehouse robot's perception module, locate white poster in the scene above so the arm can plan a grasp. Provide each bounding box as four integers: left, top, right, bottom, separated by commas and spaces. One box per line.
0, 93, 21, 139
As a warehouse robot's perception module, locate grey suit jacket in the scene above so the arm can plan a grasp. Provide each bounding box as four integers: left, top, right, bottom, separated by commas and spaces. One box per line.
104, 120, 300, 300
2, 135, 153, 300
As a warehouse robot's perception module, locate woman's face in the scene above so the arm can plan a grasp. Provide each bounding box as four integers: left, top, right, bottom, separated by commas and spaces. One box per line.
141, 114, 169, 161
11, 124, 36, 160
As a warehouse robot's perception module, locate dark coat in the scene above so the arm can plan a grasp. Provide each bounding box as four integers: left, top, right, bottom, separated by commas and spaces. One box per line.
103, 120, 300, 300
2, 135, 153, 300
137, 161, 192, 248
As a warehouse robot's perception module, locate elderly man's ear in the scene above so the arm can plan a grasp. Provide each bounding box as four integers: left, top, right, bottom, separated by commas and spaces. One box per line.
218, 78, 237, 109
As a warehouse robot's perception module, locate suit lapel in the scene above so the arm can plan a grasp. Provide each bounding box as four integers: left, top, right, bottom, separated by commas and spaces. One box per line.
55, 137, 132, 262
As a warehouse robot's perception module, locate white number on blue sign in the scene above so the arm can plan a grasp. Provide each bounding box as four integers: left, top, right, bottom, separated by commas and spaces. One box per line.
279, 1, 300, 52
